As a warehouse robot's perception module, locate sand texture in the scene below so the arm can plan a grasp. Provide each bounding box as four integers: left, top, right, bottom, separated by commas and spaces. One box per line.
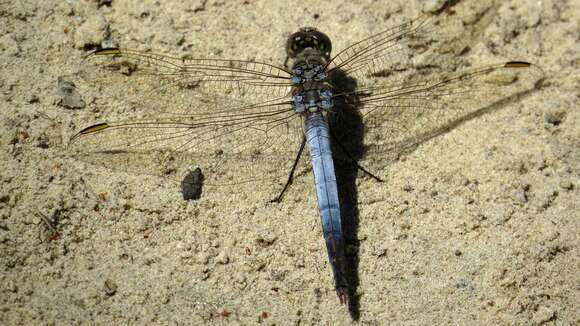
1, 0, 578, 324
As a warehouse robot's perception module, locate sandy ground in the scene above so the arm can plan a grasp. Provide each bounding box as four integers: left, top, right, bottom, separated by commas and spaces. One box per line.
1, 0, 579, 324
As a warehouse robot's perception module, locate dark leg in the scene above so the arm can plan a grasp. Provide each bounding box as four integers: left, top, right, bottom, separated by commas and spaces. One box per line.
283, 55, 292, 69
271, 137, 307, 203
329, 128, 384, 183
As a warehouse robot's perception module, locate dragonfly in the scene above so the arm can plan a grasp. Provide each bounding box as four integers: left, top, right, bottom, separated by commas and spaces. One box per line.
69, 11, 541, 305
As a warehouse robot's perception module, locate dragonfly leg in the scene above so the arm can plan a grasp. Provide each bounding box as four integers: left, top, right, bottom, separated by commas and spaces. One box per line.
271, 137, 307, 203
329, 128, 384, 182
283, 55, 292, 69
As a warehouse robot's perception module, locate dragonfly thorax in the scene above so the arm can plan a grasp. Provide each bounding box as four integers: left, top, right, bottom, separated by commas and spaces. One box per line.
293, 83, 333, 114
291, 63, 328, 84
287, 27, 332, 85
290, 48, 333, 114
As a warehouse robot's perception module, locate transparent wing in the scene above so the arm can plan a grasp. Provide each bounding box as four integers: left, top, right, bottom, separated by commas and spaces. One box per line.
326, 14, 435, 87
69, 95, 305, 191
85, 48, 294, 103
323, 10, 544, 175
70, 49, 305, 194
329, 62, 544, 173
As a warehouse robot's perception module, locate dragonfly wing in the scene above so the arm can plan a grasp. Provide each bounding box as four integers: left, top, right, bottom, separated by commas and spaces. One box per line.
324, 9, 544, 175
83, 48, 294, 104
330, 62, 544, 173
68, 95, 305, 192
69, 47, 309, 194
326, 14, 434, 87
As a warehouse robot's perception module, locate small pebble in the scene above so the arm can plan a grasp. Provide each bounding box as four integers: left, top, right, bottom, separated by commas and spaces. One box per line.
513, 185, 528, 204
26, 94, 39, 104
181, 168, 204, 200
532, 306, 556, 324
104, 279, 117, 296
56, 77, 85, 110
255, 234, 277, 247
234, 272, 246, 284
559, 180, 573, 191
421, 0, 448, 13
215, 251, 229, 264
197, 252, 212, 265
544, 111, 565, 126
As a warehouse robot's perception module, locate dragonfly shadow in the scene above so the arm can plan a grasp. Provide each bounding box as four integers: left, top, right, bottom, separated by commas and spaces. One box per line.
328, 68, 365, 319
328, 65, 543, 319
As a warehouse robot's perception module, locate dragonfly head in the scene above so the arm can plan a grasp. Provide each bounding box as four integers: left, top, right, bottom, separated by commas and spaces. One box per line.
286, 27, 332, 63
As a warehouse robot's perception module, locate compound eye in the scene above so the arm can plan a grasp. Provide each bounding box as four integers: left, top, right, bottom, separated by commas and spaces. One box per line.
286, 28, 332, 58
287, 36, 302, 58
310, 30, 332, 57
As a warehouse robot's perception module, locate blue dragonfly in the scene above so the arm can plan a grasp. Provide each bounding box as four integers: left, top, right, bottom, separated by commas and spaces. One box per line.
69, 12, 540, 305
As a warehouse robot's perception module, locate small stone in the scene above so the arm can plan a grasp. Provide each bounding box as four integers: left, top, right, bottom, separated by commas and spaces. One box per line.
96, 0, 112, 7
4, 280, 18, 293
36, 134, 50, 149
455, 280, 469, 289
544, 111, 565, 127
246, 258, 266, 272
394, 232, 408, 240
215, 251, 229, 265
74, 14, 109, 49
200, 268, 210, 280
270, 270, 286, 281
56, 77, 85, 110
104, 279, 117, 296
234, 272, 246, 284
26, 94, 39, 104
313, 288, 322, 298
180, 251, 193, 259
559, 180, 573, 191
532, 306, 556, 324
294, 258, 305, 268
513, 185, 529, 204
420, 0, 448, 13
197, 252, 211, 265
255, 234, 277, 247
371, 247, 387, 257
181, 168, 204, 200
137, 216, 152, 232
